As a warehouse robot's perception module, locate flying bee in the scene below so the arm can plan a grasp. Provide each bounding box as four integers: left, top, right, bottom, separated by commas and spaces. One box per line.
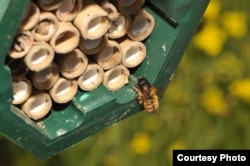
134, 77, 159, 113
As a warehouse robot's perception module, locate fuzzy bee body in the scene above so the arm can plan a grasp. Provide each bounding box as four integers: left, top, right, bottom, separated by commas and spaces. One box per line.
136, 77, 159, 113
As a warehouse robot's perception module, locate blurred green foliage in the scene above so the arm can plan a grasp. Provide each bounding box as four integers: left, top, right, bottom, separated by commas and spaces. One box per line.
1, 0, 250, 165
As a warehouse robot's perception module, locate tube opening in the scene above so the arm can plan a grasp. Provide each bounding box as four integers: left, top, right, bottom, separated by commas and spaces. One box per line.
125, 46, 141, 63
36, 19, 53, 36
55, 31, 76, 50
55, 81, 71, 97
107, 69, 124, 88
100, 46, 114, 61
31, 49, 49, 65
121, 0, 136, 7
83, 38, 102, 50
36, 67, 53, 82
109, 16, 126, 33
88, 17, 102, 33
131, 18, 148, 36
65, 57, 82, 72
59, 0, 75, 15
13, 81, 29, 101
40, 0, 55, 5
29, 96, 47, 114
81, 69, 99, 87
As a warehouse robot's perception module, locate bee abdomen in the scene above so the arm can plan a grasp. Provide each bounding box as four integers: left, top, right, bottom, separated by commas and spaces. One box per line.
144, 101, 156, 113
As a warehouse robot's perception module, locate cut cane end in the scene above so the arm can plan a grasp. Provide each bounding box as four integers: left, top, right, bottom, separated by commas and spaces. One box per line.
12, 79, 32, 105
50, 22, 80, 54
32, 12, 59, 42
116, 0, 145, 15
22, 92, 52, 120
96, 40, 122, 70
127, 9, 155, 41
9, 31, 34, 59
108, 15, 128, 39
25, 43, 54, 72
32, 63, 59, 90
103, 65, 129, 91
79, 35, 108, 55
20, 2, 40, 31
59, 49, 88, 79
49, 78, 78, 103
121, 40, 146, 68
73, 2, 110, 40
78, 65, 104, 91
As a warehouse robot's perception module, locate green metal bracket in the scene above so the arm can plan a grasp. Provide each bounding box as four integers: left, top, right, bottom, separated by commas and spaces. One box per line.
0, 0, 209, 159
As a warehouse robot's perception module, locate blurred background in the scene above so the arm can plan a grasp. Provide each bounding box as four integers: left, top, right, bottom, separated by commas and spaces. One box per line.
1, 0, 249, 165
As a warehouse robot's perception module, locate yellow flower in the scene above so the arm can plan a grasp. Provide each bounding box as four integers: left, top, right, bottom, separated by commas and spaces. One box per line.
200, 86, 229, 116
166, 140, 187, 160
229, 78, 250, 103
193, 22, 227, 56
204, 0, 221, 20
222, 11, 247, 38
130, 132, 151, 155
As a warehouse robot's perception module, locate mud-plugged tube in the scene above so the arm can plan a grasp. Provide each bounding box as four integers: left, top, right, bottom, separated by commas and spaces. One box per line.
32, 12, 59, 42
9, 31, 34, 59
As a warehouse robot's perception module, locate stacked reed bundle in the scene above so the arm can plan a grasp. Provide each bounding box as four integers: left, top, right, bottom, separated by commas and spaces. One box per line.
6, 0, 155, 121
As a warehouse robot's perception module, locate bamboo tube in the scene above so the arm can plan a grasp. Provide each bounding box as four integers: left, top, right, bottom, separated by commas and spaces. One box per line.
24, 42, 54, 72
50, 22, 80, 54
32, 12, 59, 42
31, 62, 59, 90
73, 0, 110, 40
127, 9, 155, 41
49, 77, 78, 103
78, 62, 104, 91
112, 0, 145, 15
9, 31, 33, 59
101, 1, 119, 20
12, 78, 32, 105
79, 35, 108, 55
56, 49, 88, 79
108, 14, 129, 39
37, 0, 62, 11
5, 58, 29, 79
56, 0, 83, 22
20, 2, 40, 31
22, 91, 52, 120
94, 40, 122, 70
103, 65, 129, 91
120, 39, 146, 68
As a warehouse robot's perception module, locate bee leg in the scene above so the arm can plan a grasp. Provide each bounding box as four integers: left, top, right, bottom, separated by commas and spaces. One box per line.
137, 90, 144, 105
152, 95, 159, 111
150, 86, 159, 111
